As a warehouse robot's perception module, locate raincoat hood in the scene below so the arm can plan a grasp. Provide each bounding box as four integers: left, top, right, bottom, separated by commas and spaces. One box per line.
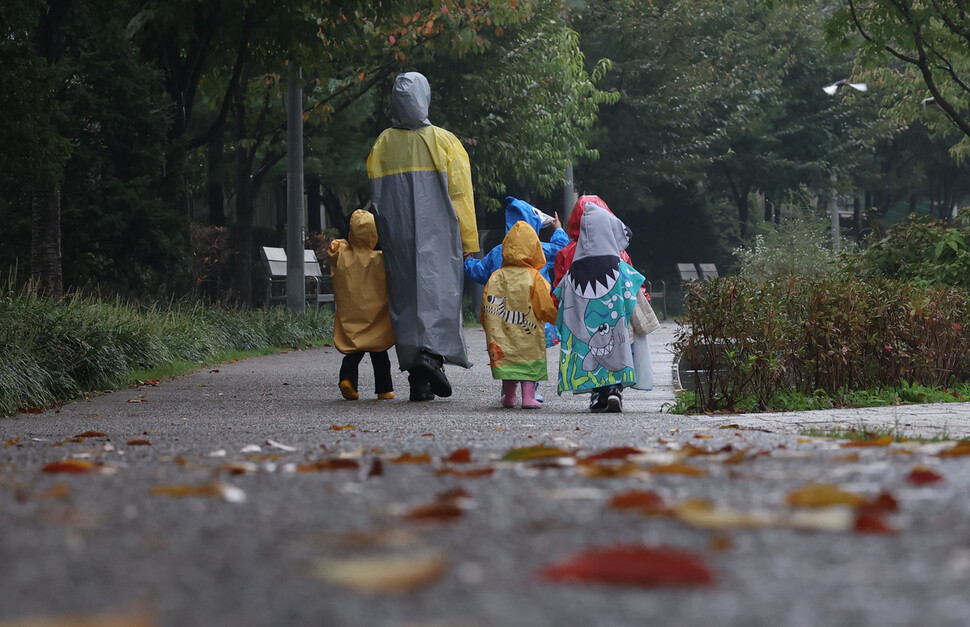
575, 202, 632, 260
504, 196, 544, 234
501, 221, 546, 270
566, 195, 611, 241
391, 72, 431, 130
348, 209, 379, 250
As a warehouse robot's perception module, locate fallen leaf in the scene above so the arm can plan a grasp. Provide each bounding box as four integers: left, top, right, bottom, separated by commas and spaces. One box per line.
297, 458, 360, 472
607, 490, 666, 514
403, 502, 463, 521
219, 461, 259, 475
443, 448, 472, 463
330, 424, 356, 431
367, 458, 384, 477
722, 449, 750, 465
435, 467, 494, 478
75, 431, 108, 438
126, 437, 151, 446
581, 447, 642, 461
391, 453, 432, 464
501, 444, 570, 462
421, 433, 435, 437
785, 483, 867, 508
938, 440, 970, 457
680, 443, 718, 458
710, 534, 733, 552
907, 466, 944, 485
854, 512, 896, 534
42, 459, 95, 474
830, 452, 861, 463
796, 438, 814, 443
151, 482, 245, 503
311, 550, 447, 594
841, 434, 893, 448
579, 462, 640, 478
693, 434, 713, 439
4, 437, 20, 446
38, 482, 72, 500
539, 544, 714, 587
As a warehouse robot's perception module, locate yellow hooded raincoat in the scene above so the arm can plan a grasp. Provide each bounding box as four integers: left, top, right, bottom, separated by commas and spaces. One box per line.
328, 210, 394, 354
480, 222, 558, 381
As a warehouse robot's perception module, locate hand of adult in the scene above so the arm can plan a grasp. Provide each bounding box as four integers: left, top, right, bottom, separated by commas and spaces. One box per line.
463, 252, 474, 260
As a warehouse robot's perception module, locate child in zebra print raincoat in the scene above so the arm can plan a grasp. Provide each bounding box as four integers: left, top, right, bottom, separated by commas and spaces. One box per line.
480, 221, 558, 408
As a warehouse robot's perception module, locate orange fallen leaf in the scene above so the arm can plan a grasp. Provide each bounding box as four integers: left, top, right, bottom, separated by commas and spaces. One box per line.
693, 434, 713, 439
42, 459, 95, 474
785, 483, 867, 508
403, 502, 463, 521
539, 544, 714, 587
607, 490, 666, 514
854, 512, 896, 534
938, 440, 970, 457
841, 434, 893, 448
297, 458, 360, 472
443, 448, 472, 463
907, 466, 944, 485
330, 424, 356, 431
391, 453, 431, 464
4, 437, 20, 446
126, 437, 151, 446
580, 462, 640, 478
648, 463, 706, 476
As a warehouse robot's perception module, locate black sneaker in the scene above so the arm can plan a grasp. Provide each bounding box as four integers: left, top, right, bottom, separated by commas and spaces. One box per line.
416, 351, 452, 398
408, 372, 434, 402
590, 391, 609, 412
606, 387, 623, 413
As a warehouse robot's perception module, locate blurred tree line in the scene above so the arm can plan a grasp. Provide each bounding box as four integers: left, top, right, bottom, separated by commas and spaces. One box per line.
1, 0, 968, 306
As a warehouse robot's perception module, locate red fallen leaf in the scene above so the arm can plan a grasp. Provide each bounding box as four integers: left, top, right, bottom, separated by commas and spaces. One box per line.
367, 458, 384, 477
608, 490, 666, 513
907, 466, 944, 485
18, 407, 43, 414
539, 544, 714, 587
865, 491, 900, 514
435, 467, 494, 478
391, 452, 432, 464
854, 512, 896, 534
581, 446, 641, 462
75, 431, 108, 438
404, 502, 463, 521
127, 437, 152, 446
421, 433, 435, 437
42, 459, 95, 474
444, 448, 472, 463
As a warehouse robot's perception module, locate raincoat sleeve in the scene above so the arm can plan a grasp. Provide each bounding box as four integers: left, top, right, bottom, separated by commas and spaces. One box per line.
463, 246, 500, 285
327, 239, 348, 267
530, 272, 558, 325
548, 227, 569, 253
445, 136, 479, 253
553, 244, 573, 288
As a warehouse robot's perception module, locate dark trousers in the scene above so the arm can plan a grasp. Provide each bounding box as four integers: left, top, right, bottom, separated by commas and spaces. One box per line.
339, 350, 393, 394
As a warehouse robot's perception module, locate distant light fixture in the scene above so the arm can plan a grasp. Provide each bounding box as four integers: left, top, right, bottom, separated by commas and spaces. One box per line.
822, 79, 868, 95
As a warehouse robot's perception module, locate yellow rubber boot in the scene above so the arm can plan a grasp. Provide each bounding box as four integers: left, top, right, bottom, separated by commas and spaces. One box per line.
339, 379, 359, 401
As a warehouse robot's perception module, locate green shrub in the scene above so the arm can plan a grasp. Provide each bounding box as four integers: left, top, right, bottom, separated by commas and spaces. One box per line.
0, 282, 334, 416
674, 272, 970, 412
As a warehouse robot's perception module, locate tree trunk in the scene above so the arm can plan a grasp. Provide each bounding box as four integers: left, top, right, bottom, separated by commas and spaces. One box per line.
31, 184, 63, 296
232, 82, 254, 308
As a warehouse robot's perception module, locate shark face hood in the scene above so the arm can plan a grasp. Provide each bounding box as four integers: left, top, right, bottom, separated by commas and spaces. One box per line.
566, 202, 633, 299
390, 72, 432, 130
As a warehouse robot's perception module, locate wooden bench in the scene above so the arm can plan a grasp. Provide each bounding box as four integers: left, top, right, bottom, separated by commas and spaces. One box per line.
259, 246, 334, 309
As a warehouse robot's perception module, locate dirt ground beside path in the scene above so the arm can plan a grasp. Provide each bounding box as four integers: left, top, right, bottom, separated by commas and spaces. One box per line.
3, 322, 970, 626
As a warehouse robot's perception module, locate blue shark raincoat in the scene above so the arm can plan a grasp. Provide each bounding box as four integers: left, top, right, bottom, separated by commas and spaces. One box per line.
554, 203, 645, 394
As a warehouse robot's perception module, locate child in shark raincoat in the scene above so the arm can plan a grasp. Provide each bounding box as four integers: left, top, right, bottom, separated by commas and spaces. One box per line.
554, 202, 645, 412
465, 196, 568, 348
328, 210, 395, 401
481, 222, 558, 409
553, 195, 636, 288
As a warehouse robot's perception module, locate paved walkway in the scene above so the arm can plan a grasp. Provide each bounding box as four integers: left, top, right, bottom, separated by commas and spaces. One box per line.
2, 322, 970, 626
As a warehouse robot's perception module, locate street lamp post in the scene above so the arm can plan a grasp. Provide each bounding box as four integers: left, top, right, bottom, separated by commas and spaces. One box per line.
285, 62, 306, 312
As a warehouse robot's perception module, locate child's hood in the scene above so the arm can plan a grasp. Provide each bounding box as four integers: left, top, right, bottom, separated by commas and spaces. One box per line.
566, 195, 612, 241
575, 202, 632, 260
502, 221, 545, 270
348, 209, 379, 251
504, 196, 544, 235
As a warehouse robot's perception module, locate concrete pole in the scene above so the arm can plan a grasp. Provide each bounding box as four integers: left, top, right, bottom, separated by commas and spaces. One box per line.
563, 162, 576, 225
829, 172, 840, 252
285, 63, 306, 312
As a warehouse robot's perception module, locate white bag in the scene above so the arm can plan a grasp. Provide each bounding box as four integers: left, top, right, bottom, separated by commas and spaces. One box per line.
631, 333, 654, 391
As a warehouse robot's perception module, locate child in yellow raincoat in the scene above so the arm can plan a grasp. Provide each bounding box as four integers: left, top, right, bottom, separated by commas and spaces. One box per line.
328, 210, 395, 400
481, 221, 558, 408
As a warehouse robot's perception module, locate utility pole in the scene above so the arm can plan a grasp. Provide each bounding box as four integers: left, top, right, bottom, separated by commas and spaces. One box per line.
285, 63, 306, 312
829, 173, 840, 252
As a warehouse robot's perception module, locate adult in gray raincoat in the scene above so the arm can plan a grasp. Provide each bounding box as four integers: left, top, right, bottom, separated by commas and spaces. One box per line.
366, 72, 480, 401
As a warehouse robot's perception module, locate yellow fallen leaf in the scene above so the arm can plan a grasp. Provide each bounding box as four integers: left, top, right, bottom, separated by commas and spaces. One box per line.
841, 434, 893, 448
785, 483, 867, 508
310, 550, 447, 594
